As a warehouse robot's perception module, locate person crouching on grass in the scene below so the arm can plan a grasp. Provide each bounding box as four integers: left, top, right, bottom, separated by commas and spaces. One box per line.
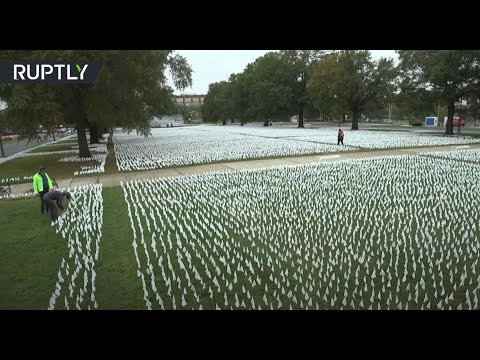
43, 190, 71, 223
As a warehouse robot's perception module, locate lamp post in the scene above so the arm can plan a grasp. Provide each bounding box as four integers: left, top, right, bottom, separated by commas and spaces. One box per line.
334, 95, 339, 128
437, 104, 440, 126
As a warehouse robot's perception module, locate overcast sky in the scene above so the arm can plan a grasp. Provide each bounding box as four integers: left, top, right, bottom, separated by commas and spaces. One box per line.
169, 50, 399, 95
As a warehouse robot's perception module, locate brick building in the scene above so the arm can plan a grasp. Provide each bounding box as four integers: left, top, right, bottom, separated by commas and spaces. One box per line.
172, 94, 206, 107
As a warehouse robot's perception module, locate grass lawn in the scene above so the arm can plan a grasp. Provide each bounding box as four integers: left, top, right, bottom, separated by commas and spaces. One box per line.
1, 142, 479, 310
463, 133, 480, 139
1, 137, 115, 183
0, 196, 64, 309
94, 187, 143, 309
28, 144, 77, 153
102, 138, 119, 176
0, 140, 118, 183
0, 187, 142, 309
119, 155, 480, 310
0, 154, 100, 181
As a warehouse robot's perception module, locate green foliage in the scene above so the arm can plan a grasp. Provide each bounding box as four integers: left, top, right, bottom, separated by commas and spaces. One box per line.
0, 50, 193, 154
202, 51, 327, 126
398, 50, 480, 133
243, 53, 293, 121
398, 50, 480, 100
279, 50, 325, 114
393, 89, 439, 120
309, 51, 397, 129
202, 81, 232, 123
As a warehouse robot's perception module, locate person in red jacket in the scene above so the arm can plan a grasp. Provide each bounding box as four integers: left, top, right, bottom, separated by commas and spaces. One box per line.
337, 129, 345, 146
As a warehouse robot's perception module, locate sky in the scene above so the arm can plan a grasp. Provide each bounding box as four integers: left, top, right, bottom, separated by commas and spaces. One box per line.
168, 50, 399, 95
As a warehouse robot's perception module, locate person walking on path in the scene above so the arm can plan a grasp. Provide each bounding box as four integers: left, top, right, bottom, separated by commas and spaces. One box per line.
33, 166, 54, 214
43, 190, 71, 223
337, 129, 345, 146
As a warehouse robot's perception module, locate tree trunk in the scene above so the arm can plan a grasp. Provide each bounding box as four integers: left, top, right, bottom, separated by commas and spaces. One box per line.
445, 98, 455, 136
351, 109, 360, 130
68, 86, 91, 158
0, 136, 5, 158
77, 127, 91, 158
52, 130, 56, 141
89, 123, 100, 144
97, 124, 105, 139
298, 108, 304, 128
75, 114, 91, 158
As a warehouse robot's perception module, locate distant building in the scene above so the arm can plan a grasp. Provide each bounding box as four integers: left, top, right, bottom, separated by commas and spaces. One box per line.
172, 94, 206, 107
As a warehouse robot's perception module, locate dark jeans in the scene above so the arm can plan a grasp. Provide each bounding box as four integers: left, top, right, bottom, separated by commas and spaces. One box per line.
39, 190, 49, 213
337, 137, 344, 145
45, 198, 58, 222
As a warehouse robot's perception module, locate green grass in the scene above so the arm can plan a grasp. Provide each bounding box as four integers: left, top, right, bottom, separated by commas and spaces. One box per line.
0, 154, 100, 181
102, 137, 119, 175
28, 144, 77, 153
463, 133, 480, 139
2, 155, 480, 310
1, 136, 118, 184
95, 187, 143, 309
0, 187, 143, 310
0, 196, 64, 309
118, 157, 480, 310
2, 137, 480, 310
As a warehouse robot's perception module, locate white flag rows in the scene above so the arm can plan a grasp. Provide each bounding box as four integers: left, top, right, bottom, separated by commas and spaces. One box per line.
112, 126, 479, 172
121, 154, 480, 310
48, 184, 103, 310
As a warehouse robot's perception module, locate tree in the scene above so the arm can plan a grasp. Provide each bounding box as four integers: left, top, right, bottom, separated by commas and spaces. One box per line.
393, 89, 441, 122
202, 81, 232, 125
279, 50, 326, 128
203, 53, 294, 126
466, 94, 480, 122
203, 51, 326, 127
0, 107, 11, 158
46, 110, 64, 141
309, 51, 397, 130
397, 50, 480, 135
0, 50, 192, 157
308, 54, 341, 121
244, 53, 294, 125
229, 72, 251, 125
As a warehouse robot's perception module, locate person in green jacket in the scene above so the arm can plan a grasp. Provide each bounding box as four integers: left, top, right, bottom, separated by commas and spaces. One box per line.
33, 166, 54, 214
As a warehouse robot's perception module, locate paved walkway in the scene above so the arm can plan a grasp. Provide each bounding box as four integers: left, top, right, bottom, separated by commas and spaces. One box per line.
7, 143, 480, 196
0, 133, 74, 158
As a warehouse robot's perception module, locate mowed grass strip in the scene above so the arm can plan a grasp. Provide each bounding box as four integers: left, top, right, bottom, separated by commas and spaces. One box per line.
94, 187, 143, 309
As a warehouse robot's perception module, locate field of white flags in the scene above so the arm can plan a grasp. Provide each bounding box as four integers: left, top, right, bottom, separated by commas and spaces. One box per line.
290, 130, 480, 149
112, 126, 480, 171
121, 155, 480, 310
113, 127, 355, 171
58, 151, 108, 176
47, 184, 104, 310
421, 148, 480, 164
